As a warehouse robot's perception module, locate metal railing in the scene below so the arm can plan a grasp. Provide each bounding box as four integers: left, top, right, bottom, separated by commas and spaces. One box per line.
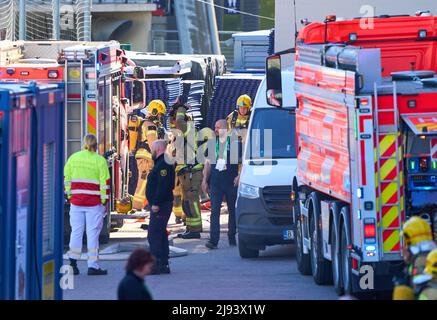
92, 0, 154, 3
151, 29, 237, 67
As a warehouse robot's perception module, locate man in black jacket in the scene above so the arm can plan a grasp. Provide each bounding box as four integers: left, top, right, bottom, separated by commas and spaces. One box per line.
146, 140, 175, 274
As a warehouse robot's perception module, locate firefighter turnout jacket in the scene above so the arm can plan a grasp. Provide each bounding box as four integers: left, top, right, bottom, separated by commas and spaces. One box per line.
64, 150, 110, 207
146, 154, 175, 207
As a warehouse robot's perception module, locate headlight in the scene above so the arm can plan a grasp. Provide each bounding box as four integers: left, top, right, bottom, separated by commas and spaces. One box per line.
239, 183, 259, 199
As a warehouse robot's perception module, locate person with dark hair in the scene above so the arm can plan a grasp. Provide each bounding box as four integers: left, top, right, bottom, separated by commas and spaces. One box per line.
117, 248, 155, 300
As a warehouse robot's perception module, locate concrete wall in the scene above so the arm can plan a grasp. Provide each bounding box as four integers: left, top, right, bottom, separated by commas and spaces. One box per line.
275, 0, 437, 67
92, 11, 153, 51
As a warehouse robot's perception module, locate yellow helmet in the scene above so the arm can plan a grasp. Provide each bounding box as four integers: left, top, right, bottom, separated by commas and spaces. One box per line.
236, 94, 252, 111
424, 249, 437, 278
402, 216, 433, 247
115, 197, 132, 214
147, 100, 166, 116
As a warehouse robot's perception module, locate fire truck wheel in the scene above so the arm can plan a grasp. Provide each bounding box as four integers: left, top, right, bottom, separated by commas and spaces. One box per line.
310, 210, 333, 285
340, 222, 352, 295
331, 222, 344, 295
296, 215, 311, 275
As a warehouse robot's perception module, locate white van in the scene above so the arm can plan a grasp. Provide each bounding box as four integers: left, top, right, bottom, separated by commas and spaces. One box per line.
236, 69, 297, 258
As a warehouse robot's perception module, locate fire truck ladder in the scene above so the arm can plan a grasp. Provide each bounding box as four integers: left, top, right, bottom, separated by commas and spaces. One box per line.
374, 82, 404, 259
64, 59, 84, 160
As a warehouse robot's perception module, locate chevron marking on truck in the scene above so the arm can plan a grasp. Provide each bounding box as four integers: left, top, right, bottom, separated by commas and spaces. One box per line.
431, 139, 437, 161
376, 134, 404, 253
87, 101, 97, 135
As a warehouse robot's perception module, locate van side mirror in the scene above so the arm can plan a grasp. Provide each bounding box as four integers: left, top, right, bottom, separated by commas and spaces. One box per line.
266, 55, 283, 108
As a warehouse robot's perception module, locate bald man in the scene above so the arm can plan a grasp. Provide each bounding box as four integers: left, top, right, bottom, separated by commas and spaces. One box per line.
202, 120, 240, 249
146, 140, 175, 274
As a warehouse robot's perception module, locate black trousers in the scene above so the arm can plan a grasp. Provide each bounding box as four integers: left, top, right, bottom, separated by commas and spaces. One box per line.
147, 201, 173, 266
209, 177, 238, 245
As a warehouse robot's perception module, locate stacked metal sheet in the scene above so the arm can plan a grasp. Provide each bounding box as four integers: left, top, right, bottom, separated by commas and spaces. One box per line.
141, 78, 182, 128
207, 74, 264, 128
181, 80, 205, 129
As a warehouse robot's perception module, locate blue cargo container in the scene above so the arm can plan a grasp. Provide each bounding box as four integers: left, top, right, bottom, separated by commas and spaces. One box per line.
0, 82, 64, 300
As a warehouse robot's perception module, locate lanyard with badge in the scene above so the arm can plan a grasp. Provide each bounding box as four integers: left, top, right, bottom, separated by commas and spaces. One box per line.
216, 136, 229, 172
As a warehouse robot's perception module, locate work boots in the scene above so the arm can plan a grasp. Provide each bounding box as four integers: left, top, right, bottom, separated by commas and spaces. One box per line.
160, 263, 171, 274
69, 258, 80, 275
87, 268, 108, 276
177, 231, 201, 239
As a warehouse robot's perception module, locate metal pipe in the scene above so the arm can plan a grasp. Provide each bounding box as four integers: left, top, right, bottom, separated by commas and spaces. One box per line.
53, 0, 60, 40
206, 0, 221, 55
83, 0, 91, 41
19, 0, 25, 40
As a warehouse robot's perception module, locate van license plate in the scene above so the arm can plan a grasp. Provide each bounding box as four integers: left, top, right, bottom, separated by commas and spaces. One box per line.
283, 229, 294, 240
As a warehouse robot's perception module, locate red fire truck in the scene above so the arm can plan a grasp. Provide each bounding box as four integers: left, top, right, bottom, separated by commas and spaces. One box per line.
0, 40, 131, 241
266, 13, 437, 295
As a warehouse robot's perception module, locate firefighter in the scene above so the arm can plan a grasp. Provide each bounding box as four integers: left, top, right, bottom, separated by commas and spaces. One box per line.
416, 249, 437, 300
168, 101, 186, 225
64, 134, 110, 276
226, 94, 252, 139
132, 100, 166, 210
393, 216, 436, 300
169, 100, 204, 239
226, 94, 252, 186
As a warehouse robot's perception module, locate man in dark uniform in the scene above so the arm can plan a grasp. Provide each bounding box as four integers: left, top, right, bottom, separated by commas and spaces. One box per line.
146, 140, 175, 275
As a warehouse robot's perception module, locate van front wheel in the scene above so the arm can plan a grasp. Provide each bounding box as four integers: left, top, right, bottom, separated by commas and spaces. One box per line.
238, 236, 259, 259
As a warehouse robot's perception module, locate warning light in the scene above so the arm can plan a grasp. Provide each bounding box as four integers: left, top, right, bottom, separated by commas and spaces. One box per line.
359, 98, 369, 106
433, 161, 437, 170
420, 157, 429, 172
410, 159, 417, 171
364, 218, 376, 243
6, 68, 15, 75
418, 30, 428, 38
48, 70, 59, 79
325, 15, 337, 22
349, 33, 358, 42
364, 224, 376, 238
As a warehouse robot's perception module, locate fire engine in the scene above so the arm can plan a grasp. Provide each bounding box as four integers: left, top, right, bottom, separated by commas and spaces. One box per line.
0, 40, 131, 242
266, 13, 437, 295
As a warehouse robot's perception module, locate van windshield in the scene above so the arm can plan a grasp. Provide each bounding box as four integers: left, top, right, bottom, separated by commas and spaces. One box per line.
247, 108, 296, 160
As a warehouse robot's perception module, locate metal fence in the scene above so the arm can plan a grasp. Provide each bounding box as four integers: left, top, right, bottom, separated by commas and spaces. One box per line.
0, 0, 92, 41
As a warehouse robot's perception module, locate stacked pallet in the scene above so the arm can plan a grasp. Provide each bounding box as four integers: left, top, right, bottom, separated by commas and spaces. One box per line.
207, 74, 264, 128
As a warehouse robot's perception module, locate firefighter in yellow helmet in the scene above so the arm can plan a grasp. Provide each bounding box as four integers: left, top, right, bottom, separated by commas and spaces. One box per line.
227, 94, 252, 133
168, 99, 204, 238
132, 100, 166, 210
415, 249, 437, 300
226, 94, 252, 186
393, 216, 436, 300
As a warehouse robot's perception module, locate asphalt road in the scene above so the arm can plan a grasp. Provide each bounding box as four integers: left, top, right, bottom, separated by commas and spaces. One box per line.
63, 212, 338, 300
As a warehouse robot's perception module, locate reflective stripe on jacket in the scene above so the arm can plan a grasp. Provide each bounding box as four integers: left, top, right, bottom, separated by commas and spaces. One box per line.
64, 150, 110, 207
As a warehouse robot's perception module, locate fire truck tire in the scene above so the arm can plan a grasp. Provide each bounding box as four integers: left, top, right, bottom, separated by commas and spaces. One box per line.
331, 221, 343, 295
310, 208, 333, 285
296, 214, 311, 275
340, 222, 352, 295
238, 237, 259, 259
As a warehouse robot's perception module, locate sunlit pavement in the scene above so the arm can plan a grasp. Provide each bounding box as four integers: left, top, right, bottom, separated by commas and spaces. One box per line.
63, 211, 338, 300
